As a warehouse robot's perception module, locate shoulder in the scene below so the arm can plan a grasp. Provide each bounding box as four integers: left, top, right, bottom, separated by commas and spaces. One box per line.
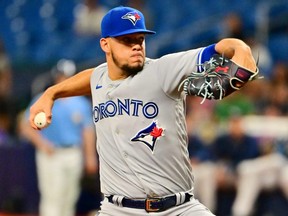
95, 62, 108, 70
92, 62, 107, 74
90, 63, 107, 80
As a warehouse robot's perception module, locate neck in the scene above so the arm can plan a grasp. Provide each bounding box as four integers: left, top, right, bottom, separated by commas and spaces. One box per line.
107, 61, 129, 81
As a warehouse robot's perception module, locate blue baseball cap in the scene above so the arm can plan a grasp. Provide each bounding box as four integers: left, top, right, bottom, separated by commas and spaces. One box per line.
101, 6, 156, 38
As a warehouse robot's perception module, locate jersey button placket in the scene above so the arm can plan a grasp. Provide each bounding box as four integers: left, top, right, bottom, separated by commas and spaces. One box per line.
123, 151, 128, 158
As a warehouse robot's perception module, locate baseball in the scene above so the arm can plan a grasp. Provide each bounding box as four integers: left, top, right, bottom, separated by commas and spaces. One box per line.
34, 112, 47, 128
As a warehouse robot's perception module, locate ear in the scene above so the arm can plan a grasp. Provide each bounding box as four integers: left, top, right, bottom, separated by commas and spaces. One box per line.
100, 38, 110, 53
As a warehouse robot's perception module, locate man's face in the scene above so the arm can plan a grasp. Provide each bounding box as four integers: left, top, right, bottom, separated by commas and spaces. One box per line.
104, 33, 146, 76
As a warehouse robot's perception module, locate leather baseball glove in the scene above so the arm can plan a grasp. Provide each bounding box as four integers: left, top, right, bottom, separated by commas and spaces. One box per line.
179, 54, 261, 104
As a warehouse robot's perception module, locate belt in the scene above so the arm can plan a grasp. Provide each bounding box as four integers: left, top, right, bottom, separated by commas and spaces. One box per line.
107, 192, 192, 212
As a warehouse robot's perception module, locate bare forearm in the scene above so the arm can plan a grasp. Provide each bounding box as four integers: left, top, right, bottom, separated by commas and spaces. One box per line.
29, 68, 94, 129
215, 38, 250, 56
215, 38, 257, 72
48, 68, 93, 100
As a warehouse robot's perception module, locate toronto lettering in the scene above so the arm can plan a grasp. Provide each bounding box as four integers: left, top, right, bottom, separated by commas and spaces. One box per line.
93, 99, 159, 122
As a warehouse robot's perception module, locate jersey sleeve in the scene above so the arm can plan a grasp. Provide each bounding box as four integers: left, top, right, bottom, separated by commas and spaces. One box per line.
156, 44, 217, 97
196, 43, 217, 72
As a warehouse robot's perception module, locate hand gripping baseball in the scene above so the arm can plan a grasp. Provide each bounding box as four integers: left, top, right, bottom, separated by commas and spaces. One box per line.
29, 91, 54, 130
179, 54, 262, 104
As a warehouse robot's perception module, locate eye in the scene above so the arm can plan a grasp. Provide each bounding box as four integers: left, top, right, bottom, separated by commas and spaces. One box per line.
122, 37, 132, 44
138, 37, 145, 44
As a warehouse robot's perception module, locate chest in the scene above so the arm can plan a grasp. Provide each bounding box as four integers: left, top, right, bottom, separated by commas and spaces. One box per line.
91, 71, 169, 121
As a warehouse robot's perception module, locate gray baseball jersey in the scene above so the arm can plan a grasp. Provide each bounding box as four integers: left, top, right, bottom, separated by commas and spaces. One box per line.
90, 48, 203, 199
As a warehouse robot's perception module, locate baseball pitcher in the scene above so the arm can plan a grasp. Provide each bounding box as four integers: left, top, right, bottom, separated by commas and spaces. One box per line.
29, 6, 259, 216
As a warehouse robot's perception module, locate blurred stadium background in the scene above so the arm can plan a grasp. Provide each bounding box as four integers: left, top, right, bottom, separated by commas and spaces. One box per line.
0, 0, 288, 215
0, 0, 287, 106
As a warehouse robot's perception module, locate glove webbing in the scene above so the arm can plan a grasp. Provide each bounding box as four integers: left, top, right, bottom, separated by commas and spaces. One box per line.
180, 70, 227, 104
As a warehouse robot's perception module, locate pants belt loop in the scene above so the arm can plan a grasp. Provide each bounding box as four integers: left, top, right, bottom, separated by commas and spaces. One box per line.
112, 195, 124, 207
175, 192, 186, 206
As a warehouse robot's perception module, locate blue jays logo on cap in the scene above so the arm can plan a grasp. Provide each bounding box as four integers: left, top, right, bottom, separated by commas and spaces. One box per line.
121, 12, 141, 26
131, 121, 164, 153
101, 6, 156, 38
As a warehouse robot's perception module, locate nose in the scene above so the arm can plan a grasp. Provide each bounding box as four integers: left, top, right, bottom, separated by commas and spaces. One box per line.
132, 43, 142, 51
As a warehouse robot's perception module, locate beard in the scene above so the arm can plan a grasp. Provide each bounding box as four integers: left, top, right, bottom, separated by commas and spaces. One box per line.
112, 52, 144, 76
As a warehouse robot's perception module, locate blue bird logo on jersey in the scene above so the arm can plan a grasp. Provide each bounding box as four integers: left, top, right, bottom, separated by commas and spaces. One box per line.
121, 12, 141, 26
131, 121, 164, 152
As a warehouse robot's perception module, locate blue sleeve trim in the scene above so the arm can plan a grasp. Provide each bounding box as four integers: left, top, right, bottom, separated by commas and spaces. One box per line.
197, 44, 217, 72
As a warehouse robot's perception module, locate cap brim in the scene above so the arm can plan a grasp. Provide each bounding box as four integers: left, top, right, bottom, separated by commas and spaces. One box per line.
107, 29, 156, 37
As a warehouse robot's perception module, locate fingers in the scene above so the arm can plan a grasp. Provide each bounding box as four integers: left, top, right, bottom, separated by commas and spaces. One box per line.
29, 108, 40, 130
30, 111, 52, 130
46, 113, 53, 125
29, 96, 54, 130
